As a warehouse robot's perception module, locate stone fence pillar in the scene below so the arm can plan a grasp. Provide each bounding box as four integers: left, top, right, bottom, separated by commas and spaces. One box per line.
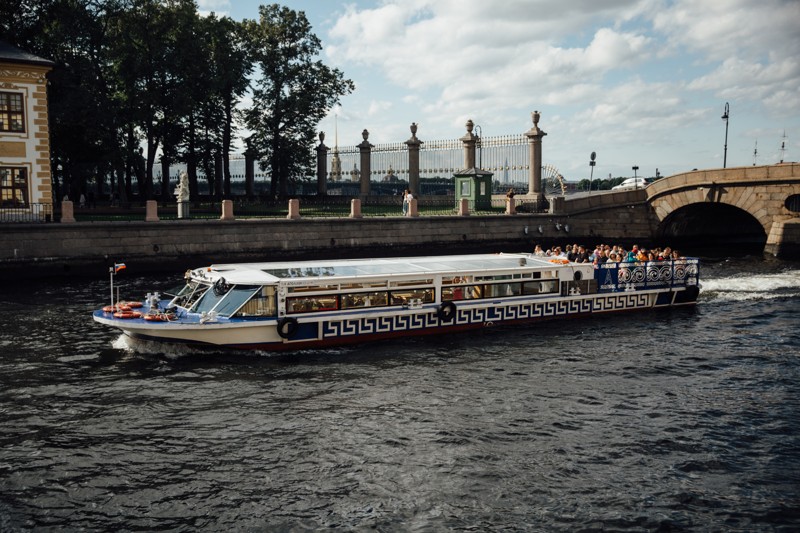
461, 119, 477, 169
60, 200, 75, 223
459, 198, 470, 216
145, 200, 159, 222
549, 196, 565, 214
316, 132, 328, 196
406, 123, 422, 197
408, 198, 418, 217
350, 198, 362, 218
525, 110, 547, 207
220, 199, 234, 221
358, 129, 373, 197
506, 198, 516, 215
287, 198, 301, 220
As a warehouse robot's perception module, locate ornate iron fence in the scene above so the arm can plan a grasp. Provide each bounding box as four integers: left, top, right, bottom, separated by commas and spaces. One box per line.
0, 203, 55, 223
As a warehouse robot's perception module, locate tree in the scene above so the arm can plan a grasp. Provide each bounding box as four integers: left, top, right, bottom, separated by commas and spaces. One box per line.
243, 4, 354, 198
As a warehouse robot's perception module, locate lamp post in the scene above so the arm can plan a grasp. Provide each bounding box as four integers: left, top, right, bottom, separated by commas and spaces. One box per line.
722, 102, 729, 168
589, 151, 596, 194
474, 124, 482, 169
632, 165, 639, 189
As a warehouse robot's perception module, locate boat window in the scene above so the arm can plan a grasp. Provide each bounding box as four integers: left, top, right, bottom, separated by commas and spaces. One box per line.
214, 285, 261, 317
340, 282, 387, 290
192, 284, 227, 314
286, 295, 339, 314
235, 286, 277, 317
287, 284, 337, 293
522, 279, 559, 295
390, 279, 433, 287
341, 291, 389, 309
170, 281, 209, 308
389, 289, 434, 305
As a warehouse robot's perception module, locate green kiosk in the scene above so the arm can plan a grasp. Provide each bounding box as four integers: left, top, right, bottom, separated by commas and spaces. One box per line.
454, 167, 494, 211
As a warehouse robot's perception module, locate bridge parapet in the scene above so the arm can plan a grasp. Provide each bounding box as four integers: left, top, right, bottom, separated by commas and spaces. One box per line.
559, 189, 646, 214
647, 162, 800, 199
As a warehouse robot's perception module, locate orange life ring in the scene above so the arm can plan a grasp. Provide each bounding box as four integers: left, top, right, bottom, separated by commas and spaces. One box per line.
549, 258, 570, 264
113, 311, 141, 319
122, 301, 143, 309
144, 313, 165, 322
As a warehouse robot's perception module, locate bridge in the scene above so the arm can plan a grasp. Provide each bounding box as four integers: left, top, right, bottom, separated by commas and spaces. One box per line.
556, 162, 800, 257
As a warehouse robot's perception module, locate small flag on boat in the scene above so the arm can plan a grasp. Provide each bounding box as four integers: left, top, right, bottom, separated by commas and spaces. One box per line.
114, 263, 126, 273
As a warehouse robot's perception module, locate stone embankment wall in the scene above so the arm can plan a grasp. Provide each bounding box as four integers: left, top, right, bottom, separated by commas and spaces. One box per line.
0, 205, 657, 278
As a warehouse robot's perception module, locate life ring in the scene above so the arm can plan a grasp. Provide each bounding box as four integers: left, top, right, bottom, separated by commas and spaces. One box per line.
437, 301, 457, 322
102, 305, 117, 313
549, 258, 570, 264
277, 316, 299, 339
113, 310, 141, 319
122, 301, 143, 309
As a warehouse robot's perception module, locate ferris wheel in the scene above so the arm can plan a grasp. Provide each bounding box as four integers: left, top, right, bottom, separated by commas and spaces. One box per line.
542, 164, 566, 196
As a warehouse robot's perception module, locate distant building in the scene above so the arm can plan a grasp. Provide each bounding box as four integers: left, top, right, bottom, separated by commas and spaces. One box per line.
0, 40, 54, 212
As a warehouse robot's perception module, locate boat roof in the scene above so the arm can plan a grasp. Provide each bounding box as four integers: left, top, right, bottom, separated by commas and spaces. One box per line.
202, 253, 567, 285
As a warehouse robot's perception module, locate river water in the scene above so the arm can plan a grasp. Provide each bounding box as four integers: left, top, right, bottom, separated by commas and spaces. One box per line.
1, 256, 799, 531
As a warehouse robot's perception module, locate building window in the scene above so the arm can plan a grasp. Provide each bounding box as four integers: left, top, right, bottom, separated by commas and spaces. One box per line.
0, 167, 29, 207
0, 92, 25, 133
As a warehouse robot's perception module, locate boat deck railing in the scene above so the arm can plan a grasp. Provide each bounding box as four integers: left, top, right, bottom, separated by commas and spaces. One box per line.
595, 259, 699, 293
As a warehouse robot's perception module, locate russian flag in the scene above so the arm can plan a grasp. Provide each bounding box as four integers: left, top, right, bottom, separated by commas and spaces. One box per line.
114, 263, 126, 273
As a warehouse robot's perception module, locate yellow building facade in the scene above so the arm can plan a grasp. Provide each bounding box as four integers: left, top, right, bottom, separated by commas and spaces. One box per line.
0, 41, 54, 219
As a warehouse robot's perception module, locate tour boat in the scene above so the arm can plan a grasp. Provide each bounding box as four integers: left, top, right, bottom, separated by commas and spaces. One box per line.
92, 253, 700, 351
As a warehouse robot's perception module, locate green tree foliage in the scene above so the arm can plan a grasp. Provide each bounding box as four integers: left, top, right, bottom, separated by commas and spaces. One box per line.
242, 4, 354, 199
2, 1, 351, 202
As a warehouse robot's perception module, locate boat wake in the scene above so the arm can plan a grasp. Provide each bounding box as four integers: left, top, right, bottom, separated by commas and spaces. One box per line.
700, 268, 800, 302
111, 334, 204, 359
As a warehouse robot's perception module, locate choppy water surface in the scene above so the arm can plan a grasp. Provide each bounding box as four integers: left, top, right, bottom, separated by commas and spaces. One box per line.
1, 256, 799, 531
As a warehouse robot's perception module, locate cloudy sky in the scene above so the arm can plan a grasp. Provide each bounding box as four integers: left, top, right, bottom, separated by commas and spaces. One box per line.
199, 0, 799, 181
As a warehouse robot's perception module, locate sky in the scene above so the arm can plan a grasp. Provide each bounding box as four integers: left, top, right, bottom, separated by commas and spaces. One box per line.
197, 0, 799, 181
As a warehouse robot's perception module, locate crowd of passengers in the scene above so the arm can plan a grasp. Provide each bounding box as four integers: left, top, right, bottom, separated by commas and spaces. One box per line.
532, 243, 684, 264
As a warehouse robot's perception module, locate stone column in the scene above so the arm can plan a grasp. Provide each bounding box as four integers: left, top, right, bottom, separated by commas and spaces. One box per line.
408, 197, 419, 217
405, 123, 423, 196
287, 198, 301, 220
525, 111, 547, 205
458, 198, 470, 216
461, 119, 477, 169
145, 200, 159, 221
506, 198, 516, 215
220, 199, 234, 221
358, 129, 373, 197
316, 131, 328, 196
350, 198, 362, 218
60, 200, 75, 223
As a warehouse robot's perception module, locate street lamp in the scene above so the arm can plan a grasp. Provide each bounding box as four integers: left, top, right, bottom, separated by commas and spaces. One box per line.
722, 102, 730, 168
474, 124, 482, 169
632, 165, 639, 189
589, 151, 596, 193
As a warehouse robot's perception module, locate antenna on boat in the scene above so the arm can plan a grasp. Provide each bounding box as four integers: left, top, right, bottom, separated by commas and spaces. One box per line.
109, 266, 114, 309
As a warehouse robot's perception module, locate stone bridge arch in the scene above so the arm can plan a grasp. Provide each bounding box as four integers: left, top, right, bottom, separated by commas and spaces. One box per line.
646, 163, 800, 255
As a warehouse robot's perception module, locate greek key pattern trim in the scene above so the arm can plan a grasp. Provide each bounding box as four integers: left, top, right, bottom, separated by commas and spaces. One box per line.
592, 293, 652, 312
321, 295, 644, 338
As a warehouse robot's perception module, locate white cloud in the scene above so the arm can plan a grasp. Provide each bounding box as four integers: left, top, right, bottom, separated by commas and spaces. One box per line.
196, 0, 230, 17
321, 0, 799, 174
